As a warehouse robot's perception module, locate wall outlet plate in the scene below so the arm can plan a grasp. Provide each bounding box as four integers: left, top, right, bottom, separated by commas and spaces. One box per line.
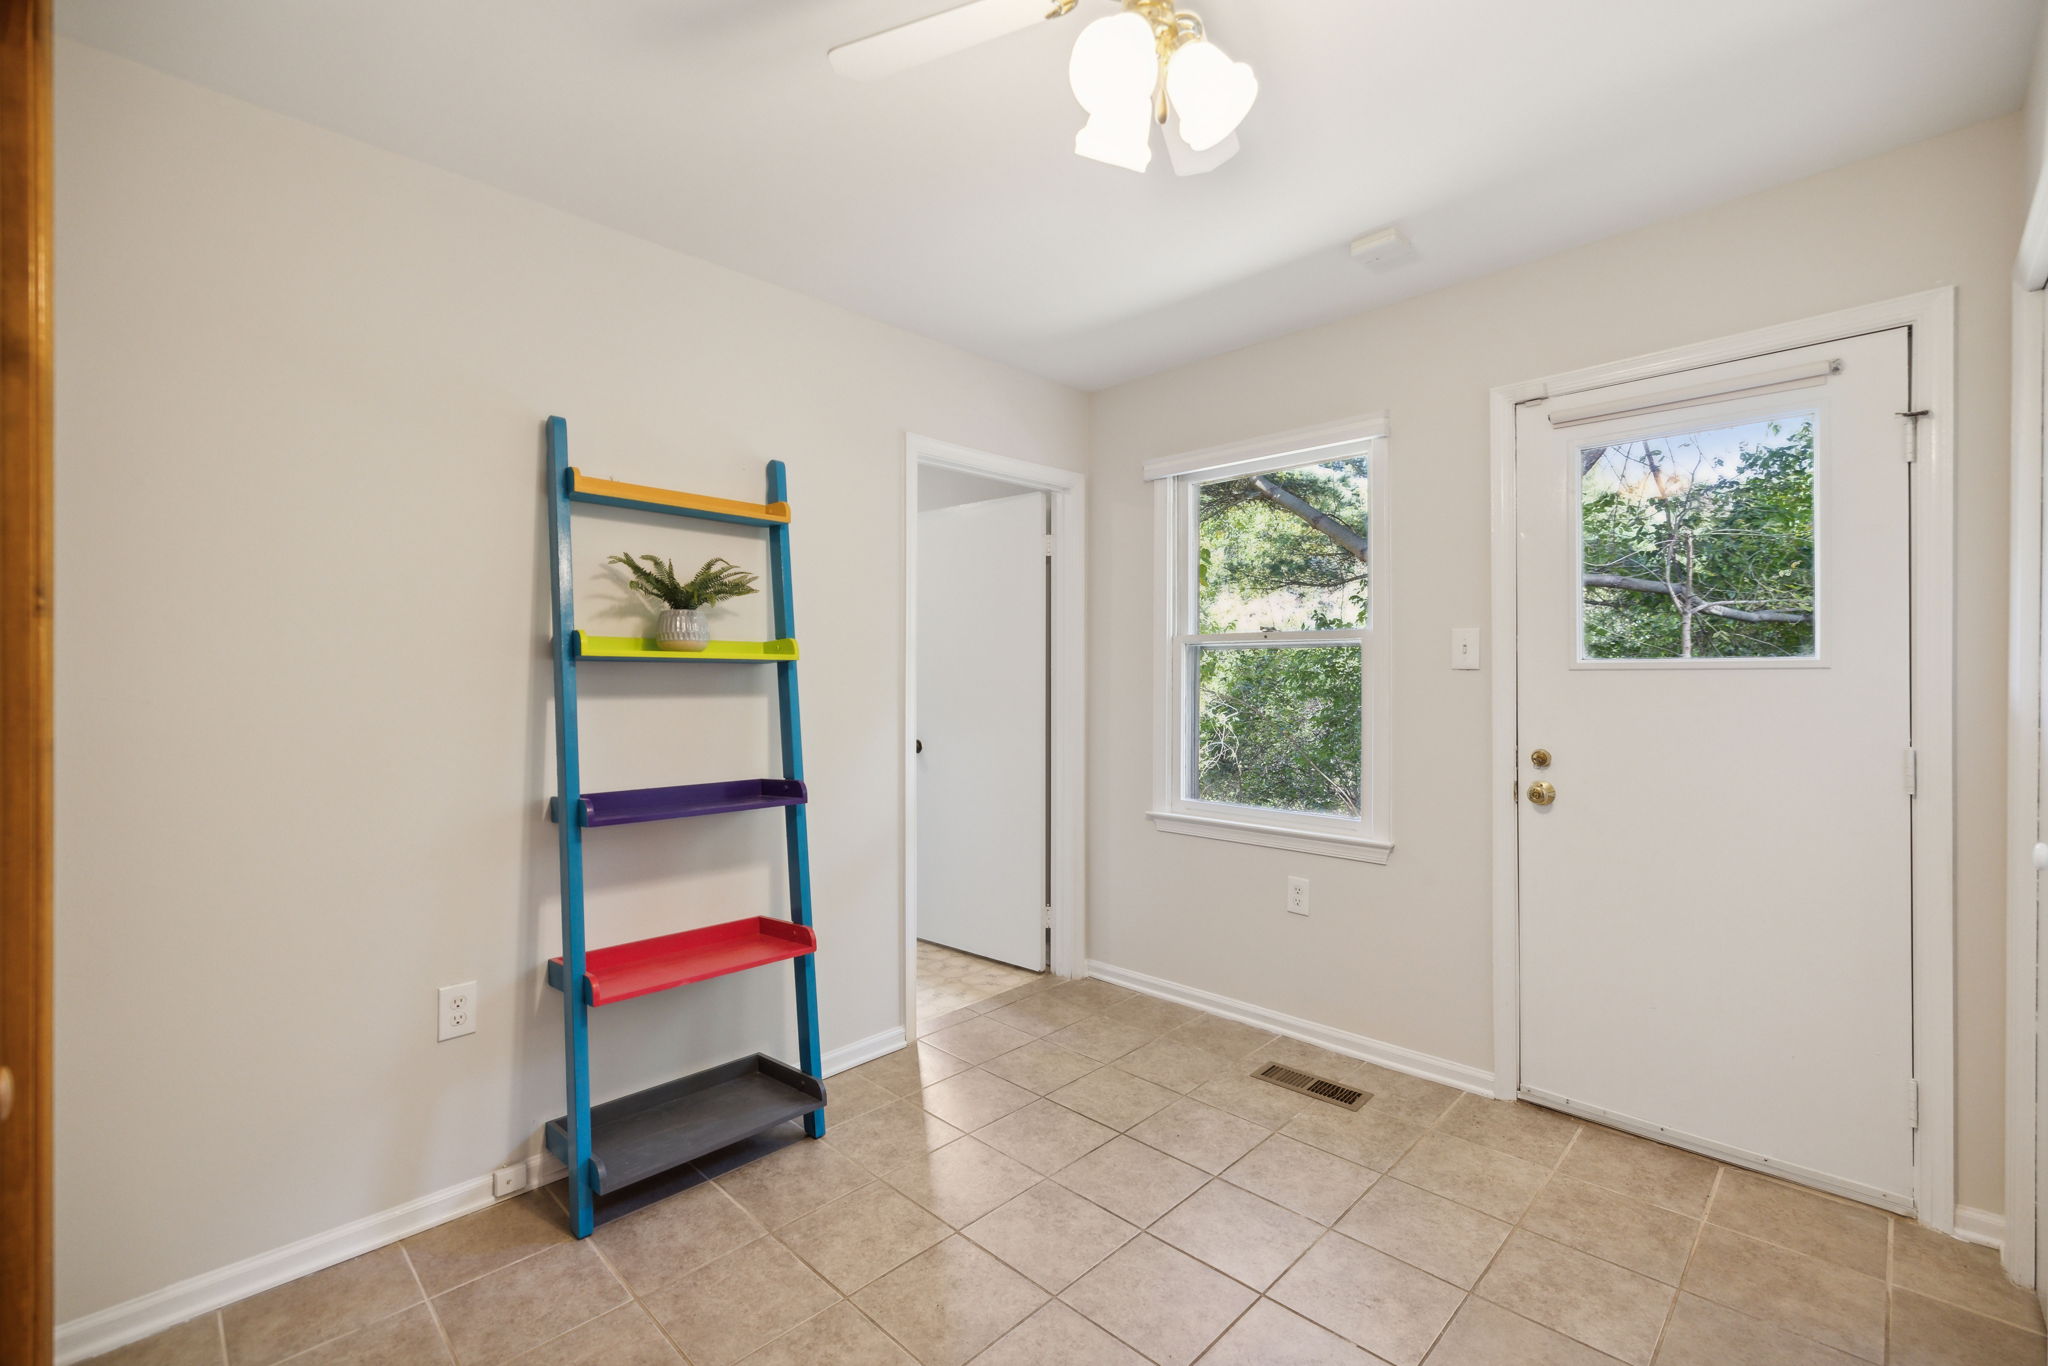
492, 1162, 526, 1198
439, 982, 477, 1041
1287, 876, 1310, 916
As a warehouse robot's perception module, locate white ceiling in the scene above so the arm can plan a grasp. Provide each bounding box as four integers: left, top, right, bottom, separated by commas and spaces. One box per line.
59, 1, 2041, 389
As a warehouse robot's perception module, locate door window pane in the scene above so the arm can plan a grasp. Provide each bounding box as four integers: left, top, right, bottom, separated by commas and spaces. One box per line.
1192, 644, 1361, 816
1580, 414, 1816, 660
1198, 455, 1370, 633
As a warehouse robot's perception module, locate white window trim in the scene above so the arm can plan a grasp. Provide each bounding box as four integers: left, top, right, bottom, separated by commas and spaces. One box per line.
1146, 415, 1393, 863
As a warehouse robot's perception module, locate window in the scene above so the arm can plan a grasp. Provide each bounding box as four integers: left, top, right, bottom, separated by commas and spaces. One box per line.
1146, 419, 1390, 861
1578, 411, 1817, 661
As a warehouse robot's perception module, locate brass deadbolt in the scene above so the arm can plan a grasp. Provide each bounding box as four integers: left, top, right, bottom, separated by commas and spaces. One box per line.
1526, 781, 1557, 806
1530, 748, 1552, 768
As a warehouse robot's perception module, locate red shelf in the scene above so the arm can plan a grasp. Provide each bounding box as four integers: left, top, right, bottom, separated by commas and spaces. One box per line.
547, 917, 816, 1006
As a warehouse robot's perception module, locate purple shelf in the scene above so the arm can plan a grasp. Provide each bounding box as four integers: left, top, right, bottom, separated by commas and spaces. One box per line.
548, 778, 807, 828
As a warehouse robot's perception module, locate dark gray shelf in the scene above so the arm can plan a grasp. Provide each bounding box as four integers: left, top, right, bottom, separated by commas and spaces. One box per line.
544, 1053, 825, 1197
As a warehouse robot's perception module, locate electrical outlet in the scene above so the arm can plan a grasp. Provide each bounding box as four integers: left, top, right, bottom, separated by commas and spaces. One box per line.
439, 982, 477, 1041
1287, 876, 1310, 916
492, 1162, 526, 1198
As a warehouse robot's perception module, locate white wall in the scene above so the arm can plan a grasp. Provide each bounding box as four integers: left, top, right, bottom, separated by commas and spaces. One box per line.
1087, 115, 2024, 1213
51, 41, 1085, 1322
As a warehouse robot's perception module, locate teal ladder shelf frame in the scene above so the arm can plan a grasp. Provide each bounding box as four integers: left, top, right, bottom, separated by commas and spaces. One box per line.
543, 416, 825, 1238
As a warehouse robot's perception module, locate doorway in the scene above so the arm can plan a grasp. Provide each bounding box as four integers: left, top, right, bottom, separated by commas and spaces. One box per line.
1490, 294, 1957, 1225
902, 437, 1086, 1035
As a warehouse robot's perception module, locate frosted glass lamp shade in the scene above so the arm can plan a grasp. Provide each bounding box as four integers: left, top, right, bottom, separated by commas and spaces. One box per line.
1070, 11, 1158, 172
1165, 39, 1257, 151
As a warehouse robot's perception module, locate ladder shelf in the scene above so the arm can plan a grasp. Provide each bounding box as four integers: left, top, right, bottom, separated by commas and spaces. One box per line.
545, 417, 824, 1235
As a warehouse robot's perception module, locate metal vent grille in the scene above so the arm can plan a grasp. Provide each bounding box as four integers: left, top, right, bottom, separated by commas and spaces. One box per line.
1252, 1062, 1371, 1111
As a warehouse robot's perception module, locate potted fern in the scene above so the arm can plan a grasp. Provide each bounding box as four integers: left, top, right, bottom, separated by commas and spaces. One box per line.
608, 554, 760, 651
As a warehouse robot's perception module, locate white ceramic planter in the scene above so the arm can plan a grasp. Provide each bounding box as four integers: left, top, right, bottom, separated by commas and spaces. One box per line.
654, 608, 711, 651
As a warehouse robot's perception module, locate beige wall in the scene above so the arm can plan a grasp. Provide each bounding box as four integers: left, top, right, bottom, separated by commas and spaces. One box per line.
1086, 115, 2023, 1212
51, 42, 1086, 1321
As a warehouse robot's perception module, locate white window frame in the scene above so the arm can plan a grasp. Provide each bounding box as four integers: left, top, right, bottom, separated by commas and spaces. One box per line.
1145, 415, 1393, 863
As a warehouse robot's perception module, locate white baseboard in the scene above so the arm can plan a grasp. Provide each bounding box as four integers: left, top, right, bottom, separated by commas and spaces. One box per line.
825, 1026, 906, 1076
1956, 1205, 2006, 1250
57, 1033, 894, 1364
1085, 960, 1495, 1097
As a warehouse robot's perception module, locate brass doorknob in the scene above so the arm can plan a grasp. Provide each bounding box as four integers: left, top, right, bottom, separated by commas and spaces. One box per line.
1527, 781, 1556, 806
1530, 748, 1552, 768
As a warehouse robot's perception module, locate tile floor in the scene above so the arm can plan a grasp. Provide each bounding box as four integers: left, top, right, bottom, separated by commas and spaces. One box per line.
95, 973, 2047, 1366
915, 941, 1042, 1024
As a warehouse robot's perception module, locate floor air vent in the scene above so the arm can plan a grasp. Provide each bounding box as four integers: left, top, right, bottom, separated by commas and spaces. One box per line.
1252, 1062, 1371, 1112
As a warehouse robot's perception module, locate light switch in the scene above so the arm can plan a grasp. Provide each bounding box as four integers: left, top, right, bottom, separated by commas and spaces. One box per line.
1450, 627, 1481, 670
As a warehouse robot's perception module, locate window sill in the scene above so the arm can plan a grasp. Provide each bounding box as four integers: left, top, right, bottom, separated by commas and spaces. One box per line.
1146, 810, 1393, 864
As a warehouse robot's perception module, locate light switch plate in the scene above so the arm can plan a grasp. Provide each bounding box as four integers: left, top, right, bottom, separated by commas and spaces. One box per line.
1450, 627, 1481, 670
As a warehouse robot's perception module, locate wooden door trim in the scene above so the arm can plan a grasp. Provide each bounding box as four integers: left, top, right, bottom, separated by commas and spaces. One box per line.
1, 0, 55, 1360
1487, 290, 1959, 1232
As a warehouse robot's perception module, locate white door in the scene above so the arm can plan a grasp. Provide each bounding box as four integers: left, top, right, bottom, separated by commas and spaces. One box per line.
917, 492, 1047, 970
1516, 329, 1916, 1207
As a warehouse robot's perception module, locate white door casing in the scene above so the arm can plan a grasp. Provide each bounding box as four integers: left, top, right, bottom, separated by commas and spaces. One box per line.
1514, 330, 1916, 1208
915, 492, 1048, 971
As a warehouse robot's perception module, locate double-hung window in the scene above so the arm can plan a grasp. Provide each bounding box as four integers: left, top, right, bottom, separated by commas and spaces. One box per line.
1147, 418, 1391, 862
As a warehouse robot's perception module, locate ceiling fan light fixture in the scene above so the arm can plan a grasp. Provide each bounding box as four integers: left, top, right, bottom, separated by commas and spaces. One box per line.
1165, 37, 1257, 152
1069, 10, 1159, 173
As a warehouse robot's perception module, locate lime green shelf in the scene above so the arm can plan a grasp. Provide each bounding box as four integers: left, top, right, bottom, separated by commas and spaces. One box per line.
573, 632, 799, 662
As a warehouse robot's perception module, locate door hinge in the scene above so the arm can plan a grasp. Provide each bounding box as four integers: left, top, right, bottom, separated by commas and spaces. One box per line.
1907, 1078, 1920, 1130
1042, 904, 1053, 928
1899, 409, 1930, 463
1044, 534, 1055, 557
1904, 747, 1918, 796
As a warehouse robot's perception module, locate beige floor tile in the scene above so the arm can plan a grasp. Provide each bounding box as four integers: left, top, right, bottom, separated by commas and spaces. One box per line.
921, 1069, 1039, 1131
1151, 1179, 1323, 1291
1678, 1225, 1883, 1363
1129, 1098, 1268, 1174
279, 1305, 450, 1365
1061, 1234, 1257, 1366
406, 1191, 570, 1295
220, 1246, 422, 1366
1474, 1230, 1673, 1366
82, 1315, 223, 1366
430, 1242, 628, 1366
777, 1181, 951, 1292
1198, 1299, 1383, 1365
1118, 1037, 1234, 1093
1520, 1176, 1698, 1286
1391, 1133, 1552, 1222
969, 1301, 1151, 1365
1348, 1066, 1463, 1128
1223, 1133, 1381, 1225
1887, 1287, 2048, 1366
823, 1072, 897, 1126
640, 1237, 838, 1366
1045, 1013, 1163, 1063
848, 1042, 972, 1096
1336, 1178, 1511, 1290
713, 1135, 870, 1228
983, 992, 1098, 1038
1050, 978, 1137, 1012
1434, 1096, 1581, 1167
1650, 1292, 1861, 1366
977, 978, 1060, 1012
739, 1302, 914, 1365
1557, 1127, 1719, 1218
1704, 1170, 1887, 1280
882, 1136, 1042, 1227
1105, 994, 1203, 1034
588, 1181, 762, 1294
1261, 1037, 1381, 1086
1281, 1103, 1428, 1171
1054, 1135, 1210, 1226
976, 1097, 1117, 1174
1892, 1218, 2048, 1330
1190, 1070, 1315, 1129
979, 1040, 1098, 1095
1424, 1297, 1623, 1366
1269, 1231, 1465, 1366
919, 1007, 982, 1038
962, 1180, 1139, 1292
502, 1304, 681, 1365
1172, 1014, 1281, 1062
1047, 1066, 1180, 1130
826, 1098, 966, 1173
852, 1236, 1049, 1366
926, 1016, 1036, 1065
